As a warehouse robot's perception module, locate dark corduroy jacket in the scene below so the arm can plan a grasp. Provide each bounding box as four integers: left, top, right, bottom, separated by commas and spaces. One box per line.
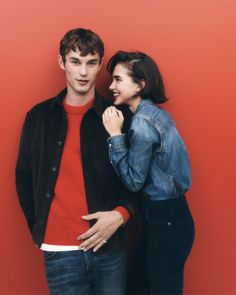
15, 88, 139, 250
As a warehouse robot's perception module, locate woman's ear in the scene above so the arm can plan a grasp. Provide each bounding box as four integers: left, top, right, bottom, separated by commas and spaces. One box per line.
137, 79, 146, 92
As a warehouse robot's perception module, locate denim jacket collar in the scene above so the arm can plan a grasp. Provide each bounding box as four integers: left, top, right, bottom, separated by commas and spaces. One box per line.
135, 99, 154, 114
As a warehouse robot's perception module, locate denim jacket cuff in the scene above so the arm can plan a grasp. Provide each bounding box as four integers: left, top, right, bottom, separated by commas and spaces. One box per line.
107, 135, 127, 152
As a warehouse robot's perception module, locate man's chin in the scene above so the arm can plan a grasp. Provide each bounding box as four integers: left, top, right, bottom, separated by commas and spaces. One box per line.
75, 87, 91, 96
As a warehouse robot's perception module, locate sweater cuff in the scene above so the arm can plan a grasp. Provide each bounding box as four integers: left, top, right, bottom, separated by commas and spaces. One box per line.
113, 206, 130, 225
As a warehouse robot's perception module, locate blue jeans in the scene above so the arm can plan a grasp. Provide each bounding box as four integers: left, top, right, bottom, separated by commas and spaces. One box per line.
43, 249, 126, 295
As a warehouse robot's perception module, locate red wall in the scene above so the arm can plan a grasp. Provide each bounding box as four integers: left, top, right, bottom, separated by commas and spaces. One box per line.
0, 0, 235, 294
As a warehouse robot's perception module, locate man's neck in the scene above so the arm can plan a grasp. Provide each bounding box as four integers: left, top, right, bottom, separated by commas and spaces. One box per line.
65, 88, 95, 106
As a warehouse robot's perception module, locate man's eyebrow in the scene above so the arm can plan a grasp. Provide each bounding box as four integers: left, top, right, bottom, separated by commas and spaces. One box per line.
113, 75, 122, 78
87, 58, 99, 62
69, 57, 80, 61
68, 57, 99, 62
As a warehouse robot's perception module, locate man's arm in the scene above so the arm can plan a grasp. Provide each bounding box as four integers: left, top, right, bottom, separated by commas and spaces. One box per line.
15, 112, 35, 233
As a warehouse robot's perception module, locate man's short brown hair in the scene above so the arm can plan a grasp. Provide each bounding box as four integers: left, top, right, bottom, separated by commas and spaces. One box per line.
60, 28, 104, 63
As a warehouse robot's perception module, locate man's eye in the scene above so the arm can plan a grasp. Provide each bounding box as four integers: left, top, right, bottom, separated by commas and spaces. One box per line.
88, 62, 97, 66
72, 61, 79, 65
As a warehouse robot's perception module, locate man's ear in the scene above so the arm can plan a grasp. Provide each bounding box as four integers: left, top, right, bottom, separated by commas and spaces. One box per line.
58, 55, 65, 70
98, 57, 104, 71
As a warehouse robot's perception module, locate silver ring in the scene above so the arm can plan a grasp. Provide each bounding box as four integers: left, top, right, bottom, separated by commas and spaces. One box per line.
103, 239, 107, 244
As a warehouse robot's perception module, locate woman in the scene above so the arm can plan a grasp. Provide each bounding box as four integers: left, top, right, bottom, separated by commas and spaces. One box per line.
102, 51, 195, 295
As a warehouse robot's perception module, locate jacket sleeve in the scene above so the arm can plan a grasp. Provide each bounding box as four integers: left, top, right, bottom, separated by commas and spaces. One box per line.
107, 117, 160, 192
110, 107, 143, 220
15, 112, 35, 233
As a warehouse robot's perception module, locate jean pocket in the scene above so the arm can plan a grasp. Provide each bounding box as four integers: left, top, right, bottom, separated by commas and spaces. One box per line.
147, 221, 173, 251
44, 251, 58, 259
145, 207, 173, 250
145, 205, 173, 224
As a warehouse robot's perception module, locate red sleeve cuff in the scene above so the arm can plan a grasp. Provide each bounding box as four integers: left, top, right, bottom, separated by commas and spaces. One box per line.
113, 206, 130, 225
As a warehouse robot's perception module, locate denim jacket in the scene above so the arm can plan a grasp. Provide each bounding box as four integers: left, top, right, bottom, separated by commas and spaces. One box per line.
107, 99, 191, 201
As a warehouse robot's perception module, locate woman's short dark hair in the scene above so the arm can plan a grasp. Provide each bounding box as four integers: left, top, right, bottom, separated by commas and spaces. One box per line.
107, 51, 168, 103
60, 28, 104, 63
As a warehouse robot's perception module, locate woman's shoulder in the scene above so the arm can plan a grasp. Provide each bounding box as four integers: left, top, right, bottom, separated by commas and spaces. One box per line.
135, 102, 174, 133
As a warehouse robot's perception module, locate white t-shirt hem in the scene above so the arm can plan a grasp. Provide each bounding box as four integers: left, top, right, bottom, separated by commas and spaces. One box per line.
40, 243, 84, 251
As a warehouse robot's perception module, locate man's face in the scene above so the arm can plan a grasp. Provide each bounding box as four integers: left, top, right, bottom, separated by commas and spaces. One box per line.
59, 49, 102, 96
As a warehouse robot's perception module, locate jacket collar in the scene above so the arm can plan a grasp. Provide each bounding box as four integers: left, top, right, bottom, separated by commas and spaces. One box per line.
50, 88, 105, 117
135, 98, 154, 114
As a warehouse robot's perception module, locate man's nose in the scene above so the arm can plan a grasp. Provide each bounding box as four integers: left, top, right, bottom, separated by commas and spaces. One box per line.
79, 64, 88, 76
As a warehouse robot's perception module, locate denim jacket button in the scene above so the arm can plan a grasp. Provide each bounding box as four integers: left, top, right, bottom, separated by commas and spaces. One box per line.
45, 193, 51, 198
58, 141, 62, 146
52, 167, 57, 172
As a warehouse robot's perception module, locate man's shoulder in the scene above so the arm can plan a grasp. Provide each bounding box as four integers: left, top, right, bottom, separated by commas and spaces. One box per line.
117, 105, 133, 120
28, 97, 56, 114
27, 91, 62, 118
97, 94, 113, 108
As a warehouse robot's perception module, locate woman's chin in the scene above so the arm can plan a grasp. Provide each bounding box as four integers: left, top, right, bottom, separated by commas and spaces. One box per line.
114, 98, 122, 105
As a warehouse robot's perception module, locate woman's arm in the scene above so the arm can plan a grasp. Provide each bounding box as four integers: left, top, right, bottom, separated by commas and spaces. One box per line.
103, 108, 160, 192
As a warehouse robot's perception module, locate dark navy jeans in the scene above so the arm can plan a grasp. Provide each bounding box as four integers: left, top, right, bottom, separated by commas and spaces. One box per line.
128, 196, 195, 295
43, 249, 126, 295
145, 196, 195, 295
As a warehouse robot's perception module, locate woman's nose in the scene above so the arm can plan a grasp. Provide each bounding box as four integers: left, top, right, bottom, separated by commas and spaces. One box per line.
109, 81, 115, 90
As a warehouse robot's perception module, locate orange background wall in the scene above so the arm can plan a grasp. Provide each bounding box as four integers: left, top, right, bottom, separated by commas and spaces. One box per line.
0, 0, 235, 294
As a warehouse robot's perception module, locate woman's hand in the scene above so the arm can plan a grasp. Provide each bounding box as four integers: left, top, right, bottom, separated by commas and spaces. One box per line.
102, 106, 124, 136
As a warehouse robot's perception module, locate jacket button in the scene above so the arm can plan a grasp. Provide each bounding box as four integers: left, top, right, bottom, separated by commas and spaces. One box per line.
52, 167, 57, 171
45, 193, 51, 198
58, 141, 62, 146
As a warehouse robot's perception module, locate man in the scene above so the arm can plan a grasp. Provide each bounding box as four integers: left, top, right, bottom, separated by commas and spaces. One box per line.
15, 28, 138, 295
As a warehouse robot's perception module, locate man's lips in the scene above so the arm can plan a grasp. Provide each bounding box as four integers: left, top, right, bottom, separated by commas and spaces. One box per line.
77, 79, 89, 85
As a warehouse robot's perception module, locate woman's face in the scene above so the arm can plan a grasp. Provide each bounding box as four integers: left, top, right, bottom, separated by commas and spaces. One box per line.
109, 63, 141, 106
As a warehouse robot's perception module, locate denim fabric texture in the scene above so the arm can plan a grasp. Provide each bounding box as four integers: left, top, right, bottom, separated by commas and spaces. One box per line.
108, 99, 191, 201
44, 250, 126, 295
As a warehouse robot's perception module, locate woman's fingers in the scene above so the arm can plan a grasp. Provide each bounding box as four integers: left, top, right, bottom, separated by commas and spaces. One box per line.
116, 109, 124, 118
103, 106, 121, 119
